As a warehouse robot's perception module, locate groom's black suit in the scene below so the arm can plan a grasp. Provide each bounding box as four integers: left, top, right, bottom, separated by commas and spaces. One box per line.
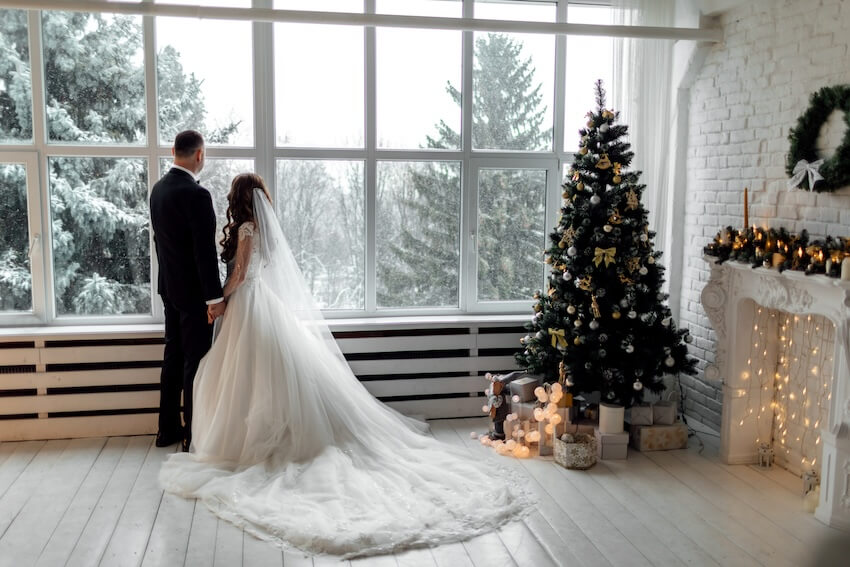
150, 167, 223, 445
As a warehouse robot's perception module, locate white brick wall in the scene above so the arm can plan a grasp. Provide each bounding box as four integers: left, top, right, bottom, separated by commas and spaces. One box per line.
680, 0, 850, 430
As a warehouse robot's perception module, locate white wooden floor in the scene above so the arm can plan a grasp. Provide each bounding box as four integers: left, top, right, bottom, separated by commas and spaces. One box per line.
0, 418, 844, 567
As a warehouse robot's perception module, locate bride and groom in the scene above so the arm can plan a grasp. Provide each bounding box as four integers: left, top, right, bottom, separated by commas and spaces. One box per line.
150, 130, 530, 558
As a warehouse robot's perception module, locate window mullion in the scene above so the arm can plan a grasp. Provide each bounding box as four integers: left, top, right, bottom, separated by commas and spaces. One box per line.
364, 0, 377, 314
459, 0, 474, 313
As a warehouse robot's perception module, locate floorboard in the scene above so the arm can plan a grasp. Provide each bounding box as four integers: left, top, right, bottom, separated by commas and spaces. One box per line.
0, 418, 843, 567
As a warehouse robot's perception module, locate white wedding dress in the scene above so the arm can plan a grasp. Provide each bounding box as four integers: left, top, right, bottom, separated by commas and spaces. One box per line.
159, 189, 531, 558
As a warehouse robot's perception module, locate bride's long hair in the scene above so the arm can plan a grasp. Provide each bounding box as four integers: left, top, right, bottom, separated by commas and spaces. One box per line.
220, 173, 272, 264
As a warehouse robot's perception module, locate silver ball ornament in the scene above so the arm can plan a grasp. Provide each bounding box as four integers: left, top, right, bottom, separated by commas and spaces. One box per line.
665, 356, 675, 367
603, 224, 613, 233
685, 334, 693, 343
639, 266, 648, 275
563, 271, 573, 281
599, 123, 609, 133
625, 345, 634, 353
567, 246, 578, 257
640, 233, 648, 242
628, 310, 637, 319
589, 320, 600, 330
567, 305, 576, 314
574, 319, 583, 328
633, 380, 643, 391
590, 195, 601, 205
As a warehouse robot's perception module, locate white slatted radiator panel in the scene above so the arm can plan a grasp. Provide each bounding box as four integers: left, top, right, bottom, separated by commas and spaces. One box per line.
0, 320, 525, 441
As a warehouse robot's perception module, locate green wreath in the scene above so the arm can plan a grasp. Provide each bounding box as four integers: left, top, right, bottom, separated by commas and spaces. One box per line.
786, 84, 850, 192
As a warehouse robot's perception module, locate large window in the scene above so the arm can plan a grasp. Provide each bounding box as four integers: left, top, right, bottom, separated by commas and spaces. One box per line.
0, 1, 624, 325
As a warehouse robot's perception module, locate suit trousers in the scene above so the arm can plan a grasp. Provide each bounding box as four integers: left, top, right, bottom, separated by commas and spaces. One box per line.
159, 299, 214, 441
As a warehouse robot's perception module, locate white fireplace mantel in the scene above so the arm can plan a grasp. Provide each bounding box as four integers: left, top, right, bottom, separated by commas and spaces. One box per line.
701, 257, 850, 530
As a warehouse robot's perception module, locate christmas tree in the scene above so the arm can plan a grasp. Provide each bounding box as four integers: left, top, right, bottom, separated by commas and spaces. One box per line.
515, 81, 696, 407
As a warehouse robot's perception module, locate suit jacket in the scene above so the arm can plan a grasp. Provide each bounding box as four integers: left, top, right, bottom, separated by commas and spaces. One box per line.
150, 168, 223, 311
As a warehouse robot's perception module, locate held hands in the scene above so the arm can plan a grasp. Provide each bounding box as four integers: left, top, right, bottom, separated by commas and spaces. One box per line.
207, 301, 226, 324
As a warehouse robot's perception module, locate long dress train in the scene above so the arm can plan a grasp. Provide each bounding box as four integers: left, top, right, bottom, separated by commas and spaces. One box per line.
159, 189, 531, 558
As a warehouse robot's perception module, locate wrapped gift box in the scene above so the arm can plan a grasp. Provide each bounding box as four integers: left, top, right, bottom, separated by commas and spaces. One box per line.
629, 421, 688, 452
628, 403, 653, 426
595, 428, 629, 460
509, 376, 540, 402
652, 401, 677, 425
511, 400, 537, 422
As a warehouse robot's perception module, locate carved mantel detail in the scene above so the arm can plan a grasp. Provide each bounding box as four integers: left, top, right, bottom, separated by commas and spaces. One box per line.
701, 257, 850, 531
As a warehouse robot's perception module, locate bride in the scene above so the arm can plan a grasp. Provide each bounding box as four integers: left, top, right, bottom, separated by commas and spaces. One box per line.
159, 173, 531, 558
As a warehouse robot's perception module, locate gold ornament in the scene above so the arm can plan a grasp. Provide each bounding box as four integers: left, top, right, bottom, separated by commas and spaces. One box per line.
613, 175, 621, 184
602, 109, 614, 119
608, 209, 623, 224
558, 241, 566, 249
562, 190, 569, 199
596, 153, 612, 169
534, 303, 542, 312
586, 120, 594, 128
577, 182, 585, 191
561, 226, 577, 246
591, 295, 601, 318
580, 146, 588, 155
619, 274, 634, 284
547, 287, 557, 298
593, 247, 617, 267
626, 188, 639, 211
573, 336, 582, 345
549, 328, 567, 348
627, 257, 640, 273
612, 311, 621, 320
613, 162, 622, 175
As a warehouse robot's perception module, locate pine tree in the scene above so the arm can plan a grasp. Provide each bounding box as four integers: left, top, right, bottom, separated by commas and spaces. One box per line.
379, 33, 550, 306
515, 81, 696, 407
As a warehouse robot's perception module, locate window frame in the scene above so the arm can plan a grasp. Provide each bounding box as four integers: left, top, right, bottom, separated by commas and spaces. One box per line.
0, 1, 645, 325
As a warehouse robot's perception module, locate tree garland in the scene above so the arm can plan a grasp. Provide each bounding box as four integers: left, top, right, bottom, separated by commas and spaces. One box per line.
786, 84, 850, 192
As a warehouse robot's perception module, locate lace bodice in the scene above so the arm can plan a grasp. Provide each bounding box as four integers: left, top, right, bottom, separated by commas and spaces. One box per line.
226, 222, 261, 286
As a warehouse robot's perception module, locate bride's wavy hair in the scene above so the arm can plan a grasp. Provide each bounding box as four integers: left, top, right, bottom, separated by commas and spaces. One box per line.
220, 173, 271, 264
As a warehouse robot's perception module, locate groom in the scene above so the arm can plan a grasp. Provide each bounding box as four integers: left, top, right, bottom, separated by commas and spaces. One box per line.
150, 130, 225, 452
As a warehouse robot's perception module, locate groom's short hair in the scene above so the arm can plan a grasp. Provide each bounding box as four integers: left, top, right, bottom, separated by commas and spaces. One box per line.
174, 130, 205, 158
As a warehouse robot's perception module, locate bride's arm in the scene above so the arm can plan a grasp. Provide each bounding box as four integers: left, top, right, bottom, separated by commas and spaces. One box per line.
222, 223, 255, 299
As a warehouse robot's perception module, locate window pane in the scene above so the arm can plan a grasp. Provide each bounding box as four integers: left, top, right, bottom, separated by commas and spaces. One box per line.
0, 163, 32, 311
565, 4, 613, 150
0, 10, 32, 143
159, 157, 254, 281
50, 157, 150, 316
42, 12, 146, 144
377, 1, 461, 150
276, 160, 365, 310
477, 168, 546, 301
274, 18, 363, 147
473, 2, 555, 151
156, 14, 253, 146
275, 0, 361, 12
377, 161, 460, 309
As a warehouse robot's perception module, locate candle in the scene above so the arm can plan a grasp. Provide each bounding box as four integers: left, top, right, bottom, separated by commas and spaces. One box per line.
826, 259, 833, 275
772, 252, 786, 268
842, 257, 850, 281
743, 187, 749, 230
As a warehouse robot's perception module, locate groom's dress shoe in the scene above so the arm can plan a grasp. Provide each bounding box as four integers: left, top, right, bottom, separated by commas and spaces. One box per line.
155, 431, 181, 447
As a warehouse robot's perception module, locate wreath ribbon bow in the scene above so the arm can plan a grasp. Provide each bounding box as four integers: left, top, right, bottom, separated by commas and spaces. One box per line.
787, 159, 824, 191
593, 246, 616, 267
549, 328, 567, 348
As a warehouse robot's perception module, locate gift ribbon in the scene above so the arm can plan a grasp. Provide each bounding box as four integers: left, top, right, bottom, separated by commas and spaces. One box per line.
787, 158, 824, 191
593, 247, 616, 267
549, 328, 567, 348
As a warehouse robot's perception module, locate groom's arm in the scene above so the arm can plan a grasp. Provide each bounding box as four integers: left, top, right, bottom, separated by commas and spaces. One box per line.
188, 188, 224, 304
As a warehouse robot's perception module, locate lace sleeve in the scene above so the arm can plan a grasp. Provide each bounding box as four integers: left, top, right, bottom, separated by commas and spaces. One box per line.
238, 221, 256, 241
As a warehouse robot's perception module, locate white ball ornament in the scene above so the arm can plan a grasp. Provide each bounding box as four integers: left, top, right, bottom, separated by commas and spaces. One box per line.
482, 405, 489, 413
589, 320, 600, 330
603, 224, 613, 233
563, 271, 573, 281
567, 305, 576, 314
662, 317, 671, 327
628, 310, 637, 319
640, 233, 648, 242
599, 123, 609, 133
648, 256, 655, 264
665, 356, 675, 367
625, 345, 634, 353
685, 334, 693, 343
567, 246, 578, 257
633, 380, 643, 391
590, 195, 601, 205
574, 319, 583, 328
639, 266, 648, 275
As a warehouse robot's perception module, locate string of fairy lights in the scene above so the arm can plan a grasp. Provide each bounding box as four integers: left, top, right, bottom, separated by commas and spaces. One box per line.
739, 304, 836, 477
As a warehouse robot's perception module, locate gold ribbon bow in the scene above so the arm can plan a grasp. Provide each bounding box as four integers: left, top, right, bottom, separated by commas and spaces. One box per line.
549, 328, 567, 349
593, 247, 616, 267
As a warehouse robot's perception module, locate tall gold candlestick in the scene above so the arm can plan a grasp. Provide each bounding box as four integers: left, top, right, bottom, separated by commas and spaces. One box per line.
744, 187, 749, 230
